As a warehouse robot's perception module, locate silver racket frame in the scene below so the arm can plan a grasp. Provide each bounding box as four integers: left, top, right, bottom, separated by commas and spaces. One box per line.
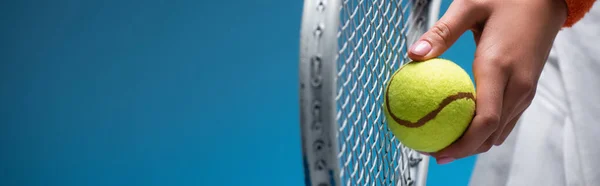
299, 0, 441, 186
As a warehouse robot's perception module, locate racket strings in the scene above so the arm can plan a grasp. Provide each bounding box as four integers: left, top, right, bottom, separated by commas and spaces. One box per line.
336, 0, 427, 185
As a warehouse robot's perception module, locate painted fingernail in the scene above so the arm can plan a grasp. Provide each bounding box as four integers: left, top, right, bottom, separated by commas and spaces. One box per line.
436, 157, 455, 165
410, 41, 431, 56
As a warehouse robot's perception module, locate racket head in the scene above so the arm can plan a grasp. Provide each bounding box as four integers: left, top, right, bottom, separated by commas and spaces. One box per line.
299, 0, 441, 185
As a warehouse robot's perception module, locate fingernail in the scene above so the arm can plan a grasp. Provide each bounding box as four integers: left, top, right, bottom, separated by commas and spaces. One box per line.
410, 41, 431, 56
436, 157, 455, 165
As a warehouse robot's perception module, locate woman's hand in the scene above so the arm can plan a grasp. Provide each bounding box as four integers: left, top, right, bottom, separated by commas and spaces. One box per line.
408, 0, 568, 164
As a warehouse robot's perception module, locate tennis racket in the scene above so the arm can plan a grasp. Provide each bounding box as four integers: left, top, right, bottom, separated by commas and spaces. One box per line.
299, 0, 442, 185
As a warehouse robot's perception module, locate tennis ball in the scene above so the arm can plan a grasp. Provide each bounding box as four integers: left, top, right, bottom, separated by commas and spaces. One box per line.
383, 58, 475, 153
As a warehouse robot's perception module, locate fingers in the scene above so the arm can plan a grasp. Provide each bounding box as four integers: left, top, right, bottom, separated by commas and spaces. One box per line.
431, 58, 507, 161
408, 1, 487, 60
474, 111, 522, 155
423, 0, 563, 165
477, 7, 541, 146
489, 74, 536, 144
430, 7, 545, 163
494, 111, 524, 146
487, 81, 524, 143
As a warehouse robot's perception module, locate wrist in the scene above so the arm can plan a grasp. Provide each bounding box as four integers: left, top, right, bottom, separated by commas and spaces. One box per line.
552, 0, 569, 20
526, 0, 568, 28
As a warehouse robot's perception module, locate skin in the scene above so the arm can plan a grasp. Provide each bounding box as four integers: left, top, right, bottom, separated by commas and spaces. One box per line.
408, 0, 568, 164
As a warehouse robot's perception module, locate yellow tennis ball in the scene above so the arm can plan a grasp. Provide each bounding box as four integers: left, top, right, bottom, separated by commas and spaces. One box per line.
383, 58, 476, 153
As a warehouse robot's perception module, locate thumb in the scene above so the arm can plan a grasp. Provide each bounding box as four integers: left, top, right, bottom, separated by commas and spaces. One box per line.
408, 2, 483, 61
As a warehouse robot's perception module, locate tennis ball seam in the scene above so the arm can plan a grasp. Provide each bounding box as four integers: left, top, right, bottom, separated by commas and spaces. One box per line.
385, 67, 475, 128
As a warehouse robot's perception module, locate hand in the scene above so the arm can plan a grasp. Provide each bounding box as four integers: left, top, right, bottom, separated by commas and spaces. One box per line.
408, 0, 568, 164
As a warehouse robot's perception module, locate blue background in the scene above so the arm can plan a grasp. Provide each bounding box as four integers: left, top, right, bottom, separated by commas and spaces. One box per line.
0, 0, 476, 185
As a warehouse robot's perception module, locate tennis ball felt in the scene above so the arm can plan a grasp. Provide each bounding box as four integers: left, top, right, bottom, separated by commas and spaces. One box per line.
383, 58, 476, 153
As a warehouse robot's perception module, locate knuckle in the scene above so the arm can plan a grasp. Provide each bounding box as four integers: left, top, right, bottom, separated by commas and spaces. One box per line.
481, 145, 493, 153
513, 77, 536, 95
494, 139, 505, 146
428, 21, 453, 47
527, 85, 538, 99
523, 90, 537, 108
474, 53, 512, 73
511, 76, 539, 111
463, 0, 488, 13
479, 114, 501, 129
481, 141, 494, 152
491, 56, 513, 71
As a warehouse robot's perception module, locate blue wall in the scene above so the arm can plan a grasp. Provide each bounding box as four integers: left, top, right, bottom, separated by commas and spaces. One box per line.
0, 0, 476, 185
